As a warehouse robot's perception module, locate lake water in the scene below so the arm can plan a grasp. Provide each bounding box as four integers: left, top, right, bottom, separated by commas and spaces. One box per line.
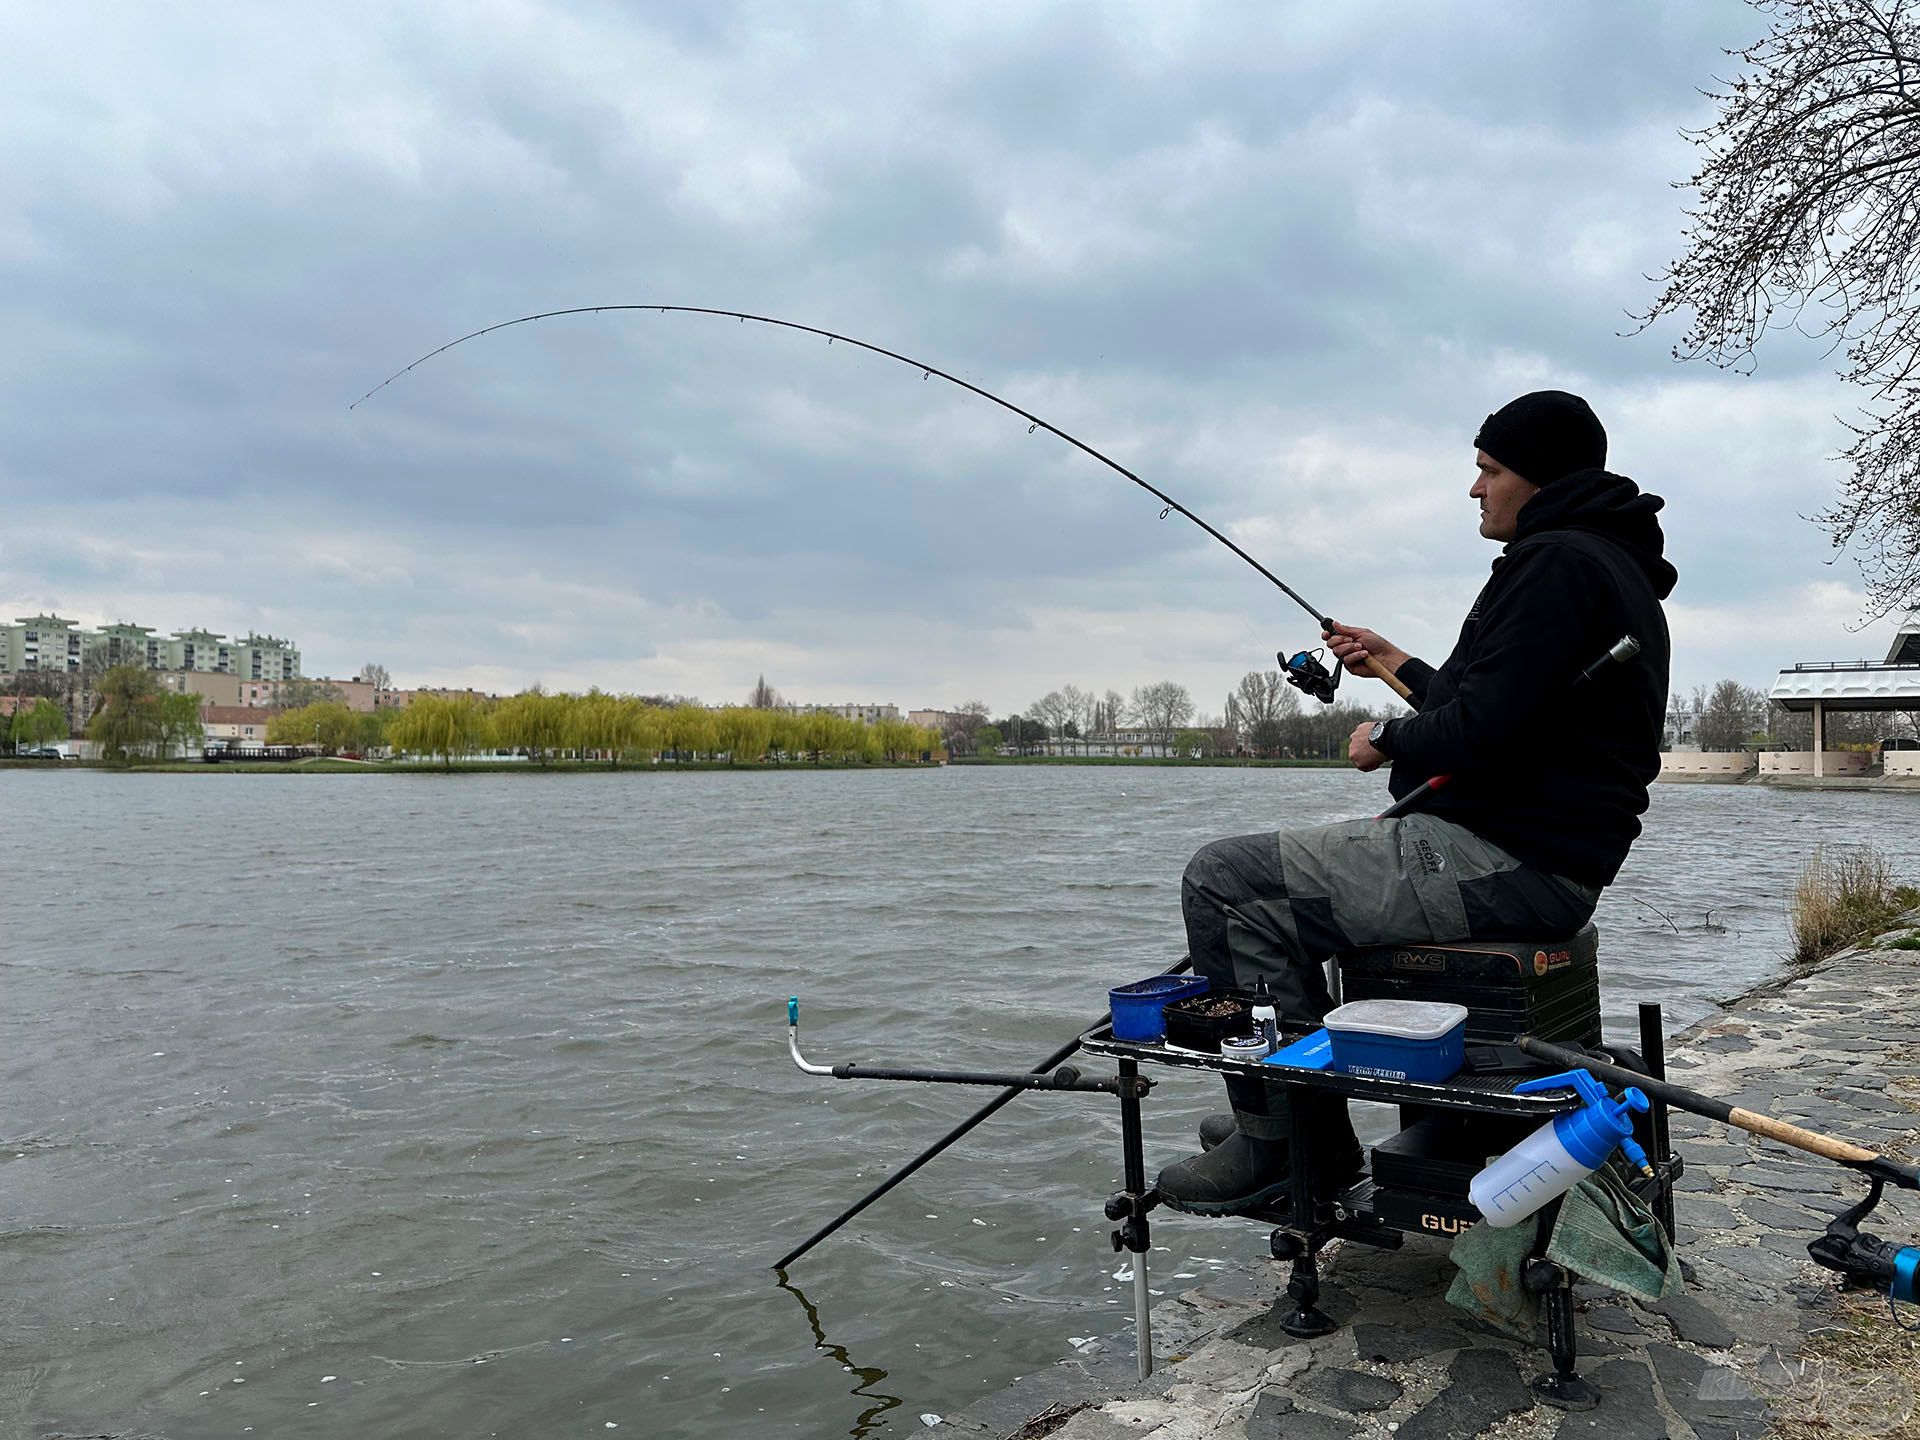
5, 766, 1917, 1439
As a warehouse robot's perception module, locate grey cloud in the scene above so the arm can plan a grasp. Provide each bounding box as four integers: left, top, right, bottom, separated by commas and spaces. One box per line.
7, 0, 1892, 714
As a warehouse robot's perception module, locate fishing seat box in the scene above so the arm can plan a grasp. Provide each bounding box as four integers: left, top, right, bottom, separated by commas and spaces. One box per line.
1333, 923, 1602, 1048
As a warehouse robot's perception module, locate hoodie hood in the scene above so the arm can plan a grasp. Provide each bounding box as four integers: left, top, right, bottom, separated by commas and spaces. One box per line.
1512, 467, 1677, 599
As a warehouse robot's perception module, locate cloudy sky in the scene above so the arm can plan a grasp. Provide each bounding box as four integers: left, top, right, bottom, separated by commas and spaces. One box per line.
2, 1, 1900, 715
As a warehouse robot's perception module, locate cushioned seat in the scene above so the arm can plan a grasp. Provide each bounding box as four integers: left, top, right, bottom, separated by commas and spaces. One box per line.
1333, 922, 1602, 1047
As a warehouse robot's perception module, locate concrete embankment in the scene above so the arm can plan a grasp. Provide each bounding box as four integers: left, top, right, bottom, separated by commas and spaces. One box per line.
940, 914, 1920, 1440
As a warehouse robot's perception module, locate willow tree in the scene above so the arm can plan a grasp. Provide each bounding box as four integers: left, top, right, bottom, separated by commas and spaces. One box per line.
712, 706, 773, 765
493, 688, 570, 762
267, 700, 355, 754
10, 697, 67, 753
1645, 0, 1920, 616
88, 666, 164, 762
158, 692, 205, 758
389, 692, 492, 769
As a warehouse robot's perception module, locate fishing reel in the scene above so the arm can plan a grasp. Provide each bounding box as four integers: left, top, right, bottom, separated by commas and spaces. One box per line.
1280, 645, 1342, 705
1807, 1176, 1920, 1326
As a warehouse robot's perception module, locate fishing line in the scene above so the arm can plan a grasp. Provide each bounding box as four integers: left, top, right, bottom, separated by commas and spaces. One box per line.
351, 305, 1339, 630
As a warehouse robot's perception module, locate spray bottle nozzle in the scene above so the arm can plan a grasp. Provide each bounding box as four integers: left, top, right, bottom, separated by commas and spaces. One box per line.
1516, 1068, 1653, 1173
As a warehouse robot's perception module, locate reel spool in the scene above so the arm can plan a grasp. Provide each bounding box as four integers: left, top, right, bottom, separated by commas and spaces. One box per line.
1281, 647, 1342, 705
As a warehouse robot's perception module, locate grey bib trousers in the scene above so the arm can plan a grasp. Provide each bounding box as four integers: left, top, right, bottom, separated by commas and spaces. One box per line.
1181, 813, 1600, 1140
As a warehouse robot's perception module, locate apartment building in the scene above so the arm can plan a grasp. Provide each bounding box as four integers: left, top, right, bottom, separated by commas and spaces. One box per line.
0, 617, 302, 679
776, 701, 901, 724
0, 615, 85, 673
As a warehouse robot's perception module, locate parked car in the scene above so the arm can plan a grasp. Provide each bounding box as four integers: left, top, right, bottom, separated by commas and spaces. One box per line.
24, 748, 66, 759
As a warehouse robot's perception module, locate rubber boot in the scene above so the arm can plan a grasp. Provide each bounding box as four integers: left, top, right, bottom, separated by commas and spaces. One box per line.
1156, 1072, 1292, 1215
1197, 1112, 1235, 1150
1294, 1092, 1364, 1200
1171, 1096, 1363, 1209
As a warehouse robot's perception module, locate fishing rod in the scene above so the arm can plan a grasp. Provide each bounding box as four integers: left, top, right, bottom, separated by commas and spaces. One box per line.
1520, 1034, 1920, 1317
353, 305, 1412, 701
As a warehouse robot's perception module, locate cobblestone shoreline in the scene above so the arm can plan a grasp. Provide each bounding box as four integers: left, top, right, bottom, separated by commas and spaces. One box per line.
940, 914, 1920, 1440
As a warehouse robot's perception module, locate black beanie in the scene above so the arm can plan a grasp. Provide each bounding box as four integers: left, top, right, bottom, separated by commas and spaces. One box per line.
1473, 390, 1606, 486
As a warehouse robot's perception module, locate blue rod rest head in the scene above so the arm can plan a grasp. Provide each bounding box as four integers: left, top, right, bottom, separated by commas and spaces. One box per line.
788, 996, 799, 1026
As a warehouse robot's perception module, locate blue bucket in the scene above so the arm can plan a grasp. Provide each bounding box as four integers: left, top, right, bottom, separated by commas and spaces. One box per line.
1109, 974, 1210, 1042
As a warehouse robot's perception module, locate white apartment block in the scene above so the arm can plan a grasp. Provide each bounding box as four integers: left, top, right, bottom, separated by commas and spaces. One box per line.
0, 617, 301, 679
1, 615, 85, 673
775, 701, 901, 724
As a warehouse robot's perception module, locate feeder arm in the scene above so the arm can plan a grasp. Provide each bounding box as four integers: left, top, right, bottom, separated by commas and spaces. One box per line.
786, 998, 1149, 1096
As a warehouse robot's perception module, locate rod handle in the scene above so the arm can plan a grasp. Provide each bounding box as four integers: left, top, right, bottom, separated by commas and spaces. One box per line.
1365, 654, 1414, 702
1727, 1107, 1879, 1165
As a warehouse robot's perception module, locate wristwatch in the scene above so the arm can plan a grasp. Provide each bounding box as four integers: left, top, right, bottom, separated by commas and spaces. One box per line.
1368, 720, 1394, 756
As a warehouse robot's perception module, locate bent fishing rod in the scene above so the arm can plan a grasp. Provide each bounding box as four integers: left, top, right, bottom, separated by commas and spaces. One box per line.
354, 304, 1412, 701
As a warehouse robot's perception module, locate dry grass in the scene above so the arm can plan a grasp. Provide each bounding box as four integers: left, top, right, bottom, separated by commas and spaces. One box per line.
1769, 1290, 1920, 1440
1789, 844, 1918, 965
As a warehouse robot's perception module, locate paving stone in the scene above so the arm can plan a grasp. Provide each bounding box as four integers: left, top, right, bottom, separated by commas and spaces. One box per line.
1760, 1231, 1817, 1259
1164, 1337, 1275, 1389
1735, 1166, 1844, 1196
1704, 1243, 1803, 1283
1643, 1338, 1707, 1404
1736, 1195, 1821, 1230
1226, 1300, 1356, 1352
1645, 1340, 1770, 1438
1828, 1087, 1916, 1114
1396, 1348, 1530, 1440
1349, 1321, 1464, 1364
1296, 1365, 1402, 1414
1242, 1391, 1294, 1440
1697, 1035, 1755, 1054
1050, 1411, 1149, 1440
1583, 1304, 1645, 1334
1638, 1291, 1737, 1348
1678, 1197, 1738, 1230
946, 1365, 1107, 1435
1243, 1394, 1356, 1440
1551, 1356, 1667, 1440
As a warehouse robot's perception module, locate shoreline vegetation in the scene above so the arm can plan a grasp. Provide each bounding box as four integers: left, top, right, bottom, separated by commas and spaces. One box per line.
1788, 842, 1920, 964
2, 754, 1349, 774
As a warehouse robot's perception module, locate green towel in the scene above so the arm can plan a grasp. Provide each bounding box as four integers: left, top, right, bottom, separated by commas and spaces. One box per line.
1446, 1165, 1678, 1337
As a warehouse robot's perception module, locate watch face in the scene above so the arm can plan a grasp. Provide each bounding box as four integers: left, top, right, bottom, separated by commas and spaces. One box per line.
1370, 722, 1388, 745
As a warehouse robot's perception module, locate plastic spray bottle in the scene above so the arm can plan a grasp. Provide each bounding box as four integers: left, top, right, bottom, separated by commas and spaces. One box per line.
1250, 979, 1279, 1056
1469, 1069, 1652, 1228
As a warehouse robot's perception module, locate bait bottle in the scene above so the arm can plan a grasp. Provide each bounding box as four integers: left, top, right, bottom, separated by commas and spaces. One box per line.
1469, 1069, 1650, 1228
1250, 980, 1278, 1055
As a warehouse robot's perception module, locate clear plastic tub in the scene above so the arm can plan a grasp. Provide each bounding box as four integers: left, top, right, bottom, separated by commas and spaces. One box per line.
1322, 999, 1468, 1082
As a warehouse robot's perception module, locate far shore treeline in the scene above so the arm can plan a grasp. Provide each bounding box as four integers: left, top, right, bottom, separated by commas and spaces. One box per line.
63, 666, 940, 768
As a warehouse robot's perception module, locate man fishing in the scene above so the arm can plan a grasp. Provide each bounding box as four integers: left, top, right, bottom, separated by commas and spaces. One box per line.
1156, 390, 1676, 1215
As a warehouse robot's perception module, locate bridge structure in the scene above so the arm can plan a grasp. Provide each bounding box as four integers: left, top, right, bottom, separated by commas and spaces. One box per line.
1768, 611, 1920, 778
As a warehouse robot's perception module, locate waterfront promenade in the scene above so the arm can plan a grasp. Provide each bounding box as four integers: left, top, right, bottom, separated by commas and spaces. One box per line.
939, 913, 1920, 1440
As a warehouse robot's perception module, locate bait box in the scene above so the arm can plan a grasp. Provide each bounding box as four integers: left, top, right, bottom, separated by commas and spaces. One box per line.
1323, 999, 1468, 1083
1162, 988, 1255, 1053
1108, 974, 1210, 1042
1335, 923, 1602, 1048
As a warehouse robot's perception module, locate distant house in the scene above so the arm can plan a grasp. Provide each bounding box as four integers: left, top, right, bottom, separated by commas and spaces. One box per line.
201, 705, 279, 748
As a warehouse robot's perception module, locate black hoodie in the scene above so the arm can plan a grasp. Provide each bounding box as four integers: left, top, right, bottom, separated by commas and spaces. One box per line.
1383, 468, 1677, 887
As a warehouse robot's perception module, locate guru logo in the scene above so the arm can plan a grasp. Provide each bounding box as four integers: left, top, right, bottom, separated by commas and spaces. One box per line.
1420, 1212, 1469, 1235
